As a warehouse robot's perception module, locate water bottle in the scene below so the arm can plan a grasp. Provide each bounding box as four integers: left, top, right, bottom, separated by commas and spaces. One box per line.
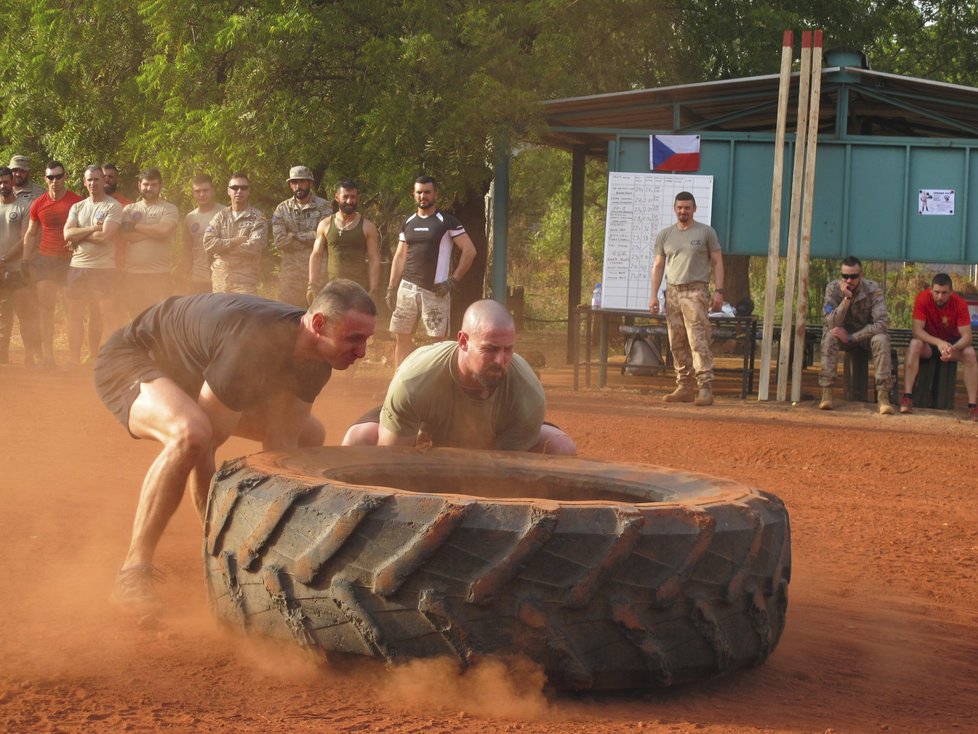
591, 282, 602, 309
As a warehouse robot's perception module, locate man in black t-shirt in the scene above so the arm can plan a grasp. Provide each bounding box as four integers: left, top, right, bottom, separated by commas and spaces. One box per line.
386, 175, 475, 367
94, 279, 377, 611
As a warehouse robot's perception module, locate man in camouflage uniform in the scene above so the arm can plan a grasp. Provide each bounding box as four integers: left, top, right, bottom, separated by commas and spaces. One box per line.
202, 172, 266, 295
818, 256, 895, 414
10, 155, 43, 204
649, 191, 725, 406
271, 166, 332, 306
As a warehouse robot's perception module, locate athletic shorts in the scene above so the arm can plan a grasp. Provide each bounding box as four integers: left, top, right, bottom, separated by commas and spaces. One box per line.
66, 267, 117, 300
94, 331, 169, 438
389, 280, 450, 338
30, 253, 71, 283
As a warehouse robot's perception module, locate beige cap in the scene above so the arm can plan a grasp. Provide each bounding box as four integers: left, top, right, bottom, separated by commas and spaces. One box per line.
8, 155, 30, 171
287, 165, 315, 183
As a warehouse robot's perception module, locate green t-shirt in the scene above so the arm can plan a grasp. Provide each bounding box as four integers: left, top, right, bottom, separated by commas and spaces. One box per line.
380, 341, 545, 450
653, 220, 721, 285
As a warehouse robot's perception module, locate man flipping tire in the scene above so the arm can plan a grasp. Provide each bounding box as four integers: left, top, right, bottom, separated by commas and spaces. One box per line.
94, 280, 376, 611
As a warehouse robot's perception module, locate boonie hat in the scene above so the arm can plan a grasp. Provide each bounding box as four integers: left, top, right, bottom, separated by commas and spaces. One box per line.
287, 165, 315, 183
8, 155, 30, 171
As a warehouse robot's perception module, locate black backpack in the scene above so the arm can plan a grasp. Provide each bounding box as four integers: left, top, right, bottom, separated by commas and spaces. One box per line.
622, 334, 663, 376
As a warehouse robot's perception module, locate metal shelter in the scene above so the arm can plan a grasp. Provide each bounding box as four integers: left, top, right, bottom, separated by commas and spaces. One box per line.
511, 50, 978, 350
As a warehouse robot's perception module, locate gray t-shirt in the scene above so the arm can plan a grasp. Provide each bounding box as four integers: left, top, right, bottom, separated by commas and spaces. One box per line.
0, 199, 30, 258
653, 220, 721, 285
185, 205, 225, 283
123, 199, 180, 274
380, 341, 545, 450
66, 197, 124, 269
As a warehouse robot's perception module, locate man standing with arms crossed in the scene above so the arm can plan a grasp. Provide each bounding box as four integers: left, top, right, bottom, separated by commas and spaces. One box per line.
649, 191, 725, 406
181, 174, 224, 294
272, 166, 332, 307
387, 175, 476, 368
95, 280, 377, 610
203, 172, 266, 295
64, 165, 125, 366
23, 161, 83, 368
307, 178, 381, 304
120, 168, 179, 317
901, 272, 978, 420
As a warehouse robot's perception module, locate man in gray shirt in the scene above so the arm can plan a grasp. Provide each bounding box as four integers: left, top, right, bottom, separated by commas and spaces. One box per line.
649, 191, 725, 406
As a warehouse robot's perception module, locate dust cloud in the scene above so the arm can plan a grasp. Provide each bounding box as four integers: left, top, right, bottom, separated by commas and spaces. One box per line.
383, 655, 551, 720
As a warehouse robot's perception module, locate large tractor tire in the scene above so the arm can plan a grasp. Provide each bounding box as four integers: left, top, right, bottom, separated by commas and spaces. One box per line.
203, 447, 790, 690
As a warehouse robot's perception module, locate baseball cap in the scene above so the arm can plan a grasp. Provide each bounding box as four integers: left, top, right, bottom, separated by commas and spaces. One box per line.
8, 155, 30, 171
287, 165, 315, 183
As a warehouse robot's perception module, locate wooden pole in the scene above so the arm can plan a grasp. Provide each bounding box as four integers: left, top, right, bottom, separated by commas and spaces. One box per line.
790, 30, 824, 404
776, 31, 812, 402
758, 30, 794, 401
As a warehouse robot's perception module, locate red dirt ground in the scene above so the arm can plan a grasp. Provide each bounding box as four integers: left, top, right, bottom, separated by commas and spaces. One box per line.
1, 357, 977, 733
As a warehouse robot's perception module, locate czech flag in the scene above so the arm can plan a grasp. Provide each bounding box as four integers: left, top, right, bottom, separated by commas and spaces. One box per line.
651, 135, 701, 172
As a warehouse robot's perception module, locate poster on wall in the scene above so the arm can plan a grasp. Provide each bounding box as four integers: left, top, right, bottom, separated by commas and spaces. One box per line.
918, 189, 955, 215
600, 172, 714, 311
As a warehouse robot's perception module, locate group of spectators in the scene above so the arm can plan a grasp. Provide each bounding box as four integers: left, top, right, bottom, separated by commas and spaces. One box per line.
0, 157, 400, 369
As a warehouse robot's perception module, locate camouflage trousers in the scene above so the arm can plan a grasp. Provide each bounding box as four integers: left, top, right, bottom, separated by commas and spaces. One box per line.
278, 250, 313, 308
819, 330, 895, 389
664, 282, 713, 388
212, 267, 259, 296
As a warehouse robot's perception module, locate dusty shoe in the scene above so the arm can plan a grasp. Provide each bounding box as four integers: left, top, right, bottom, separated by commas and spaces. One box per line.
112, 564, 164, 611
694, 388, 714, 406
899, 395, 913, 414
969, 405, 978, 422
818, 387, 834, 410
662, 385, 695, 403
877, 390, 895, 415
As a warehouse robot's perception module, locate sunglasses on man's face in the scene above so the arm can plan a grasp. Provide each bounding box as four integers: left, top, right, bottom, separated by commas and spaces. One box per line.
840, 273, 860, 280
229, 185, 250, 192
45, 173, 66, 181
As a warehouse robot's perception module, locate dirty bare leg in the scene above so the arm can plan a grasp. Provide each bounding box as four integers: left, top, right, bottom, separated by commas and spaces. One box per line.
122, 378, 214, 568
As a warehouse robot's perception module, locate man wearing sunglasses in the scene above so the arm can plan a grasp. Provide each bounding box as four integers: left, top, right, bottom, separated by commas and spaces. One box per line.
818, 256, 895, 414
202, 172, 267, 294
22, 161, 84, 368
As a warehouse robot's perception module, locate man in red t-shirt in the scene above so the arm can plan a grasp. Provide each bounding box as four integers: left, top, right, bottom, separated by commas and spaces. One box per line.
901, 272, 977, 419
23, 160, 84, 368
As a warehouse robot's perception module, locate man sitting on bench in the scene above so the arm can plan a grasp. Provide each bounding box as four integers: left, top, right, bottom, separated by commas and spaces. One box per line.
901, 272, 978, 420
818, 256, 895, 414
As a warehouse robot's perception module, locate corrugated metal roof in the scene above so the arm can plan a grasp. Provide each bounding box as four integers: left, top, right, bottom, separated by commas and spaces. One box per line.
541, 66, 978, 154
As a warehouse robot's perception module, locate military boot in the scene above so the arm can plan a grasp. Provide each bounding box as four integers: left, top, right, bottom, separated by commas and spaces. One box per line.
694, 387, 714, 406
662, 385, 696, 403
877, 389, 895, 415
818, 386, 834, 410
